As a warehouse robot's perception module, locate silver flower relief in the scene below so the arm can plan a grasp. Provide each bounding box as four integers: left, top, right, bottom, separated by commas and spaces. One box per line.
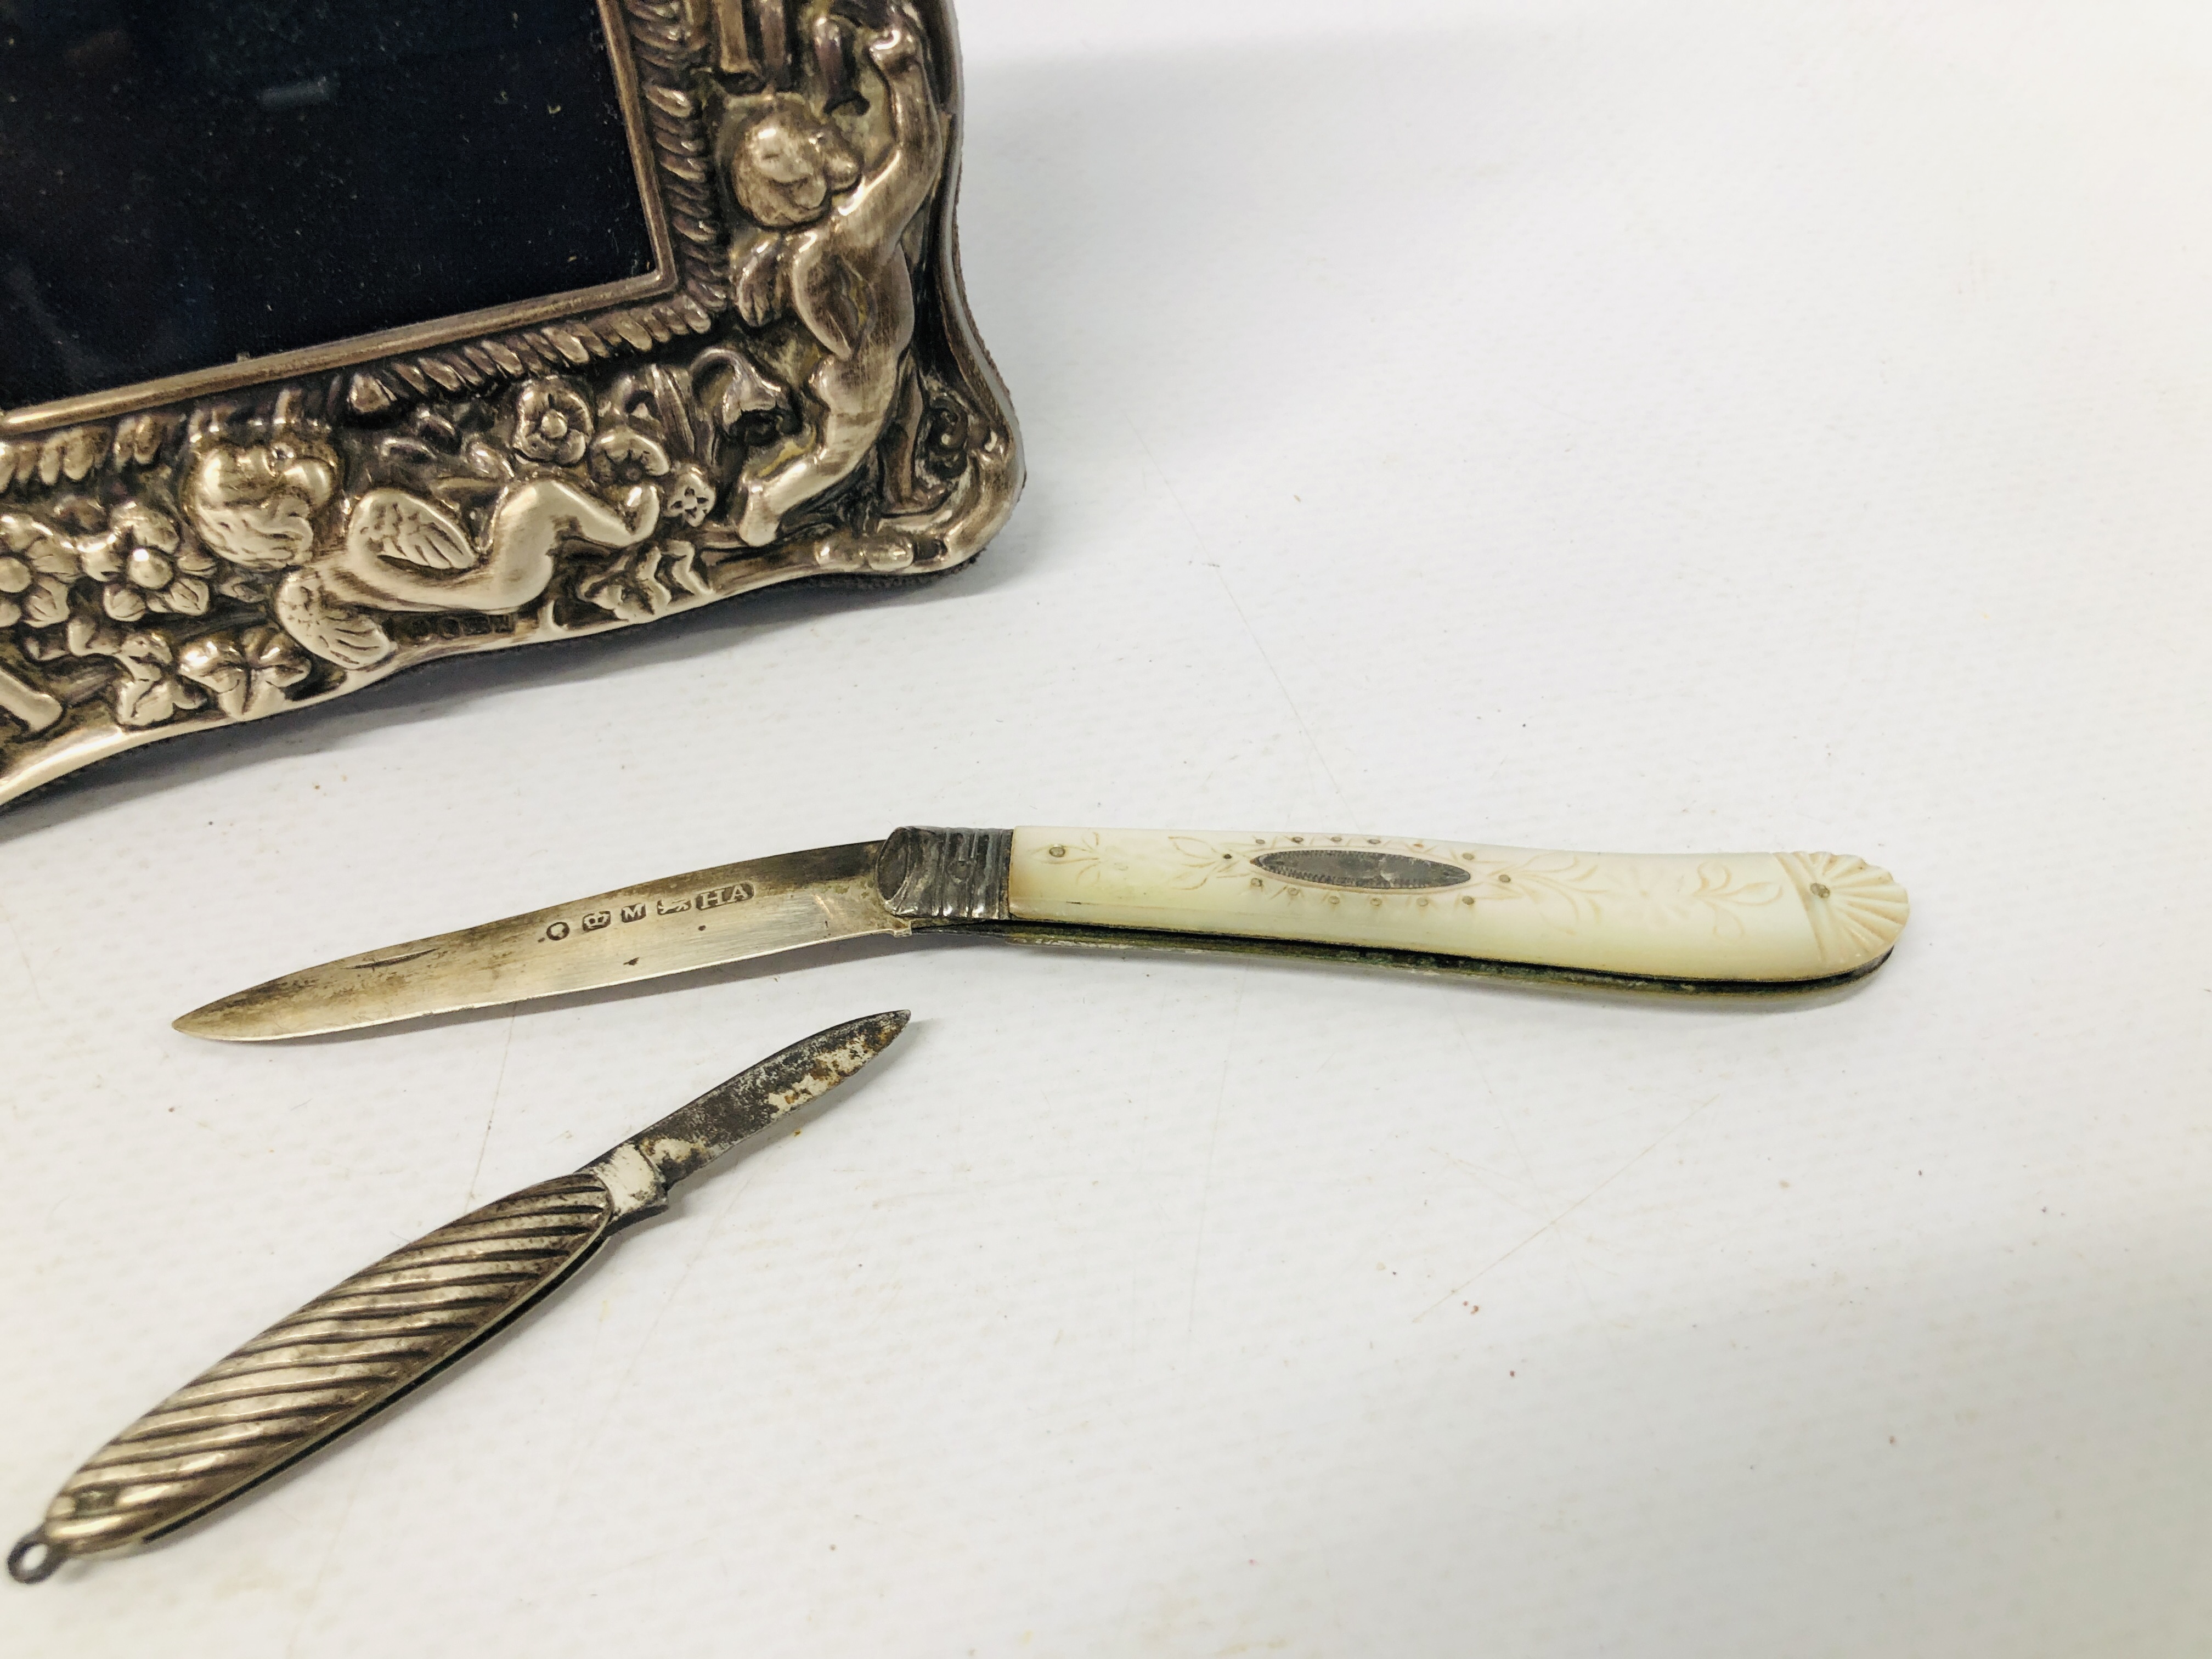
511, 380, 596, 469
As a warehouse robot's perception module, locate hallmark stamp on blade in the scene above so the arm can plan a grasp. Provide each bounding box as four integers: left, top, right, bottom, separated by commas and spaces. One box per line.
540, 882, 756, 943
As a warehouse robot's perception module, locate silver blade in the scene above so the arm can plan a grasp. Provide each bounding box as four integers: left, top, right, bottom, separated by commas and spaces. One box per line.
174, 842, 903, 1042
603, 1010, 911, 1200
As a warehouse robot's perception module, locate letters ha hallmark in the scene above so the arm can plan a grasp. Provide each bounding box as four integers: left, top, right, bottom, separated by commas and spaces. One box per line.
0, 0, 1019, 810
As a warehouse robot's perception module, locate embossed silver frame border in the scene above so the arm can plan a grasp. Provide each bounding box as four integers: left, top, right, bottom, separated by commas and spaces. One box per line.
0, 0, 684, 436
0, 0, 1022, 811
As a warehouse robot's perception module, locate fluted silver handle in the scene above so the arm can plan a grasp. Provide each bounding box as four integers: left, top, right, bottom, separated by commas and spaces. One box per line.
10, 1173, 617, 1582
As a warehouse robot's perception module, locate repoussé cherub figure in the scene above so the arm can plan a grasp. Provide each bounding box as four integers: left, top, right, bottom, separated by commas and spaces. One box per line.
182, 396, 670, 671
725, 0, 946, 547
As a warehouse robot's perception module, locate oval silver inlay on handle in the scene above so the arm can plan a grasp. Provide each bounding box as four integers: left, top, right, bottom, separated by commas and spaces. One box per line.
1250, 850, 1474, 891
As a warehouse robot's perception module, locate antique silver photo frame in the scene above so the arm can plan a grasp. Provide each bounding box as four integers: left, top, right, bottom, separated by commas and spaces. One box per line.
0, 0, 1019, 808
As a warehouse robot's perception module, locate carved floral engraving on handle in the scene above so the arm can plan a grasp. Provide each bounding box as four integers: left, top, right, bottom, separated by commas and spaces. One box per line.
1007, 830, 1909, 982
1775, 851, 1912, 969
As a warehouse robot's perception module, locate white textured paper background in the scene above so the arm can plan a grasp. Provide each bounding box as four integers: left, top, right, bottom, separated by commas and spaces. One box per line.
5, 1, 2210, 1652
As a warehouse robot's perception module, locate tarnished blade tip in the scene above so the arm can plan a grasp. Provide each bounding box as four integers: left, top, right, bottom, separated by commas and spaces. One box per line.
170, 983, 417, 1043
171, 994, 259, 1040
825, 1008, 912, 1060
761, 1008, 911, 1097
624, 1010, 916, 1183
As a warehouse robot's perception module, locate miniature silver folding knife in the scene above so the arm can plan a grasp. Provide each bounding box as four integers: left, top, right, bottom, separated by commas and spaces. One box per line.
174, 826, 1910, 1042
9, 1011, 907, 1583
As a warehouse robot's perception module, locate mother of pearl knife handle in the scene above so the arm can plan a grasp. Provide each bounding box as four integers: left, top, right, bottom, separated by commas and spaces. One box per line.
9, 1175, 618, 1581
961, 828, 1908, 985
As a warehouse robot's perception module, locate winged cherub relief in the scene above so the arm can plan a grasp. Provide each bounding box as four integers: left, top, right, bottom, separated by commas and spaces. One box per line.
182, 392, 674, 671
724, 0, 947, 548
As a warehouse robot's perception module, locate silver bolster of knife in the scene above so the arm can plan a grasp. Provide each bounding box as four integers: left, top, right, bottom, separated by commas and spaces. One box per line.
877, 826, 1015, 921
9, 1175, 621, 1581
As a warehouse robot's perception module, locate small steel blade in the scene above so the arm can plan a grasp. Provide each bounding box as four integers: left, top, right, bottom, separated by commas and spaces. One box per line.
174, 842, 902, 1041
615, 1009, 911, 1195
